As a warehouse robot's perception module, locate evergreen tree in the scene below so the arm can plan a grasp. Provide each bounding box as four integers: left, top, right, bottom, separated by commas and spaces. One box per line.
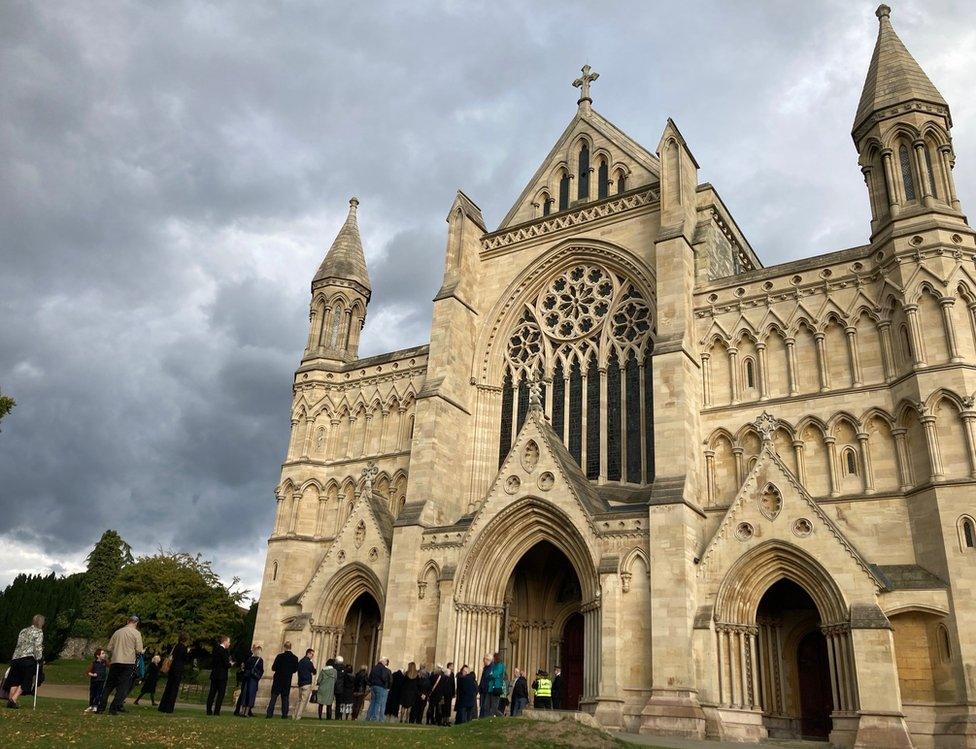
0, 572, 85, 660
0, 387, 14, 431
72, 530, 133, 637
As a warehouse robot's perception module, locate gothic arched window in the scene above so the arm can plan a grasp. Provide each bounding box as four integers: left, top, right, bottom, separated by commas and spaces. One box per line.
271, 560, 278, 581
577, 143, 590, 201
616, 171, 626, 194
924, 146, 938, 199
497, 262, 655, 485
962, 516, 976, 550
541, 192, 551, 217
558, 172, 570, 211
843, 447, 859, 476
744, 358, 756, 389
598, 158, 609, 199
899, 144, 916, 202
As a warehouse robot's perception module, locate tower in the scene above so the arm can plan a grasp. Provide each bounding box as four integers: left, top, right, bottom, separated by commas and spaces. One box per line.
304, 198, 371, 363
853, 5, 963, 236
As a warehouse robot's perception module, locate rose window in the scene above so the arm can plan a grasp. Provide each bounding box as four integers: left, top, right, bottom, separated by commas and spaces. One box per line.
538, 265, 614, 340
610, 294, 652, 345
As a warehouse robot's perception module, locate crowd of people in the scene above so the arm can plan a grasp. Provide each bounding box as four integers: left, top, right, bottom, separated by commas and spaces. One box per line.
3, 614, 569, 724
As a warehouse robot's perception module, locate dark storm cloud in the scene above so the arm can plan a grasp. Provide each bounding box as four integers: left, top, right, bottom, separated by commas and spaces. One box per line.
1, 0, 974, 592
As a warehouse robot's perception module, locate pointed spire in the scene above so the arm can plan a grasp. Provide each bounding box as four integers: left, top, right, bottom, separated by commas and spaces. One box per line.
313, 197, 371, 292
853, 4, 948, 136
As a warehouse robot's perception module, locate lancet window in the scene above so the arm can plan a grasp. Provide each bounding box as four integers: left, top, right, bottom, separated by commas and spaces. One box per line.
498, 263, 655, 484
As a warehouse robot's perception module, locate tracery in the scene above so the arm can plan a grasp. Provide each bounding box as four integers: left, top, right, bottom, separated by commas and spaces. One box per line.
498, 262, 655, 484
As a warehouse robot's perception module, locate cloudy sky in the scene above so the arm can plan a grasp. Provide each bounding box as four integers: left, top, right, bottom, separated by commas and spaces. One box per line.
2, 1, 974, 600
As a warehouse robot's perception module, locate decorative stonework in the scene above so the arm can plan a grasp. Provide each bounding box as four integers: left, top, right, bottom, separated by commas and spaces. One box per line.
735, 522, 755, 542
354, 520, 366, 548
537, 471, 555, 491
792, 518, 813, 538
504, 475, 521, 495
522, 440, 540, 472
759, 484, 782, 521
368, 546, 379, 562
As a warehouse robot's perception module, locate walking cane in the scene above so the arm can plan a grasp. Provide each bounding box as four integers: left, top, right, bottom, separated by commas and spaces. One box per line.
33, 662, 39, 710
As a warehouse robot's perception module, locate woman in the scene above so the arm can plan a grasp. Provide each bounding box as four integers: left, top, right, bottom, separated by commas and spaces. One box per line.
398, 662, 419, 723
5, 614, 44, 709
157, 633, 191, 713
315, 658, 337, 720
454, 665, 477, 725
234, 644, 264, 717
134, 652, 162, 706
337, 663, 354, 719
386, 666, 403, 721
352, 665, 368, 720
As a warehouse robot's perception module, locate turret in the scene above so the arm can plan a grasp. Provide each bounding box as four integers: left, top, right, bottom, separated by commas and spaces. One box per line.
853, 5, 962, 235
304, 198, 371, 363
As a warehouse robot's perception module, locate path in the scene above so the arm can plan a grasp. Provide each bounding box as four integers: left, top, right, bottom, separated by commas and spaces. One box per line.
36, 683, 207, 710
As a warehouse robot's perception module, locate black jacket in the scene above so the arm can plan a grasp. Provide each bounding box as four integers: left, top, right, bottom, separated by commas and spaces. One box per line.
552, 674, 564, 701
368, 662, 392, 688
271, 650, 299, 689
296, 656, 317, 687
210, 645, 231, 682
456, 672, 478, 709
243, 655, 264, 682
512, 675, 528, 700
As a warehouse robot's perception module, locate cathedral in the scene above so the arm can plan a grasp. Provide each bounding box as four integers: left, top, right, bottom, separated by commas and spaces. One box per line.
252, 6, 976, 746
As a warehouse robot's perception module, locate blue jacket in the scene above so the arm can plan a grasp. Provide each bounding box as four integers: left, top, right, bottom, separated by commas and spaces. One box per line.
296, 656, 317, 687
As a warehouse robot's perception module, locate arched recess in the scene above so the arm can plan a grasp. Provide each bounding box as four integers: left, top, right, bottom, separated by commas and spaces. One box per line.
712, 541, 858, 726
453, 497, 601, 697
311, 562, 386, 661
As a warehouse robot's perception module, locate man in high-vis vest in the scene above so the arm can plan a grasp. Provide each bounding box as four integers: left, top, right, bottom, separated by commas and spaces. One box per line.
531, 669, 552, 709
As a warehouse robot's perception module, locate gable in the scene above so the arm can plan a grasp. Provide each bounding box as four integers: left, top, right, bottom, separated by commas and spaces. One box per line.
499, 108, 660, 229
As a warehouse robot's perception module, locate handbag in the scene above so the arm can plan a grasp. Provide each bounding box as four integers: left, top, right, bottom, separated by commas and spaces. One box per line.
160, 656, 173, 675
310, 688, 318, 704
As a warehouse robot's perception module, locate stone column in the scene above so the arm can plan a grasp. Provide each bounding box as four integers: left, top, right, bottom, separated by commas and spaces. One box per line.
939, 145, 961, 210
904, 305, 926, 366
287, 418, 300, 459
288, 491, 301, 534
892, 428, 913, 490
785, 338, 799, 395
939, 298, 962, 362
856, 432, 875, 494
824, 436, 839, 497
793, 440, 806, 485
881, 148, 901, 215
914, 140, 935, 207
961, 412, 976, 479
814, 332, 829, 391
920, 412, 944, 482
756, 343, 769, 400
728, 347, 740, 404
862, 165, 879, 227
845, 326, 862, 386
732, 447, 744, 486
701, 353, 711, 406
704, 449, 715, 506
877, 322, 895, 382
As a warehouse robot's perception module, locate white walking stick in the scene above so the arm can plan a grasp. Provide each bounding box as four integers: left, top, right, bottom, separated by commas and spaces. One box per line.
33, 662, 39, 710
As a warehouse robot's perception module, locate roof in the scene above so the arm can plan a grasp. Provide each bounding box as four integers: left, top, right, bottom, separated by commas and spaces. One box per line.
853, 4, 947, 134
313, 198, 371, 292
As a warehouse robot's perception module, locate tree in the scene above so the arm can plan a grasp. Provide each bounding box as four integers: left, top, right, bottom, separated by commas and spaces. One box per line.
0, 572, 85, 661
0, 388, 14, 431
99, 552, 247, 651
72, 530, 133, 637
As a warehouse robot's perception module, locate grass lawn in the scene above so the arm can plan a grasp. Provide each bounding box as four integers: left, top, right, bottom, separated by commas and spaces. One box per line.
0, 697, 635, 748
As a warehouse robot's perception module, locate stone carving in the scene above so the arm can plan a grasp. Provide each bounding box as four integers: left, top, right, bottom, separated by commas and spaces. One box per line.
792, 518, 813, 538
572, 64, 599, 103
522, 440, 540, 472
368, 546, 378, 562
735, 522, 755, 541
504, 475, 521, 495
354, 520, 366, 548
337, 550, 346, 564
361, 461, 379, 497
754, 411, 779, 443
538, 265, 613, 340
620, 571, 633, 593
537, 471, 555, 491
759, 484, 782, 521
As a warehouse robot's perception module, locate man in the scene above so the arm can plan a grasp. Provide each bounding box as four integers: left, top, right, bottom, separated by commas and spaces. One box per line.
5, 614, 44, 709
365, 657, 392, 721
510, 667, 529, 717
551, 666, 564, 710
438, 662, 456, 725
98, 615, 144, 715
293, 648, 317, 720
486, 652, 506, 717
531, 669, 552, 709
206, 635, 233, 716
266, 641, 299, 719
477, 655, 491, 718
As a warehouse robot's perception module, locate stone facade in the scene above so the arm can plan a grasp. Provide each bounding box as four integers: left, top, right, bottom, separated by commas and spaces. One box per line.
252, 7, 976, 746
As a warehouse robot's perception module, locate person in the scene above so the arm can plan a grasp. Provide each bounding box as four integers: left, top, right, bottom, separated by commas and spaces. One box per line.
531, 669, 552, 709
365, 657, 392, 721
429, 662, 454, 726
266, 641, 299, 719
293, 648, 317, 720
477, 655, 491, 718
411, 664, 429, 724
486, 652, 506, 717
315, 658, 337, 719
510, 667, 528, 716
425, 665, 443, 725
158, 633, 191, 713
454, 664, 477, 725
98, 615, 144, 715
551, 666, 564, 710
5, 614, 44, 710
206, 635, 233, 716
84, 648, 108, 713
352, 664, 368, 720
234, 644, 264, 717
386, 666, 403, 721
398, 662, 419, 723
133, 652, 161, 706
337, 663, 354, 719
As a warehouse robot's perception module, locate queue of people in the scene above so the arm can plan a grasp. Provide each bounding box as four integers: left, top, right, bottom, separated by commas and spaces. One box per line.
4, 614, 569, 723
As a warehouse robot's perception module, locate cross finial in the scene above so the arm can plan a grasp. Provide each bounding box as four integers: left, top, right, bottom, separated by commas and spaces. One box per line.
753, 411, 779, 444
361, 461, 379, 496
573, 65, 599, 109
527, 376, 544, 413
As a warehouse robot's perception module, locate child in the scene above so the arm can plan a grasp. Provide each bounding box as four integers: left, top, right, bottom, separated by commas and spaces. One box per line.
85, 649, 108, 712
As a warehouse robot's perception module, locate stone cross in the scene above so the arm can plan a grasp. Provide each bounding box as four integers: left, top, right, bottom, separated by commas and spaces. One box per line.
361, 461, 378, 496
573, 65, 599, 105
753, 411, 778, 444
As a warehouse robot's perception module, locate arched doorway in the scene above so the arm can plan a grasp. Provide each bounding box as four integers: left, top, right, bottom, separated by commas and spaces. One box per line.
756, 579, 832, 741
339, 592, 381, 670
504, 540, 583, 704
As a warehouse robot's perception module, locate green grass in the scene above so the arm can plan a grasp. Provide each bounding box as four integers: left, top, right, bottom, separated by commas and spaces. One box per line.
0, 697, 635, 748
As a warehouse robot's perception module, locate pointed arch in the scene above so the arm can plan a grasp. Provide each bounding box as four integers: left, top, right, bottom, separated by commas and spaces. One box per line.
316, 562, 386, 627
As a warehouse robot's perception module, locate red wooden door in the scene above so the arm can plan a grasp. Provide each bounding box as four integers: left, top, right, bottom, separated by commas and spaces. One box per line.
797, 630, 832, 740
561, 613, 584, 710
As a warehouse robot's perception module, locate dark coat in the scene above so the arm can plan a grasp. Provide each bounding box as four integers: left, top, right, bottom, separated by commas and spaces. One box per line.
456, 672, 478, 709
210, 645, 232, 682
479, 664, 491, 698
399, 673, 421, 710
368, 662, 392, 689
512, 674, 528, 700
438, 671, 456, 703
271, 650, 299, 689
296, 656, 316, 687
337, 667, 355, 702
552, 673, 564, 704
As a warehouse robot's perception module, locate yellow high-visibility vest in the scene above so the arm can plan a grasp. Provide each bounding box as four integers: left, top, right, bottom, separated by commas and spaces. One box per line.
535, 678, 552, 697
